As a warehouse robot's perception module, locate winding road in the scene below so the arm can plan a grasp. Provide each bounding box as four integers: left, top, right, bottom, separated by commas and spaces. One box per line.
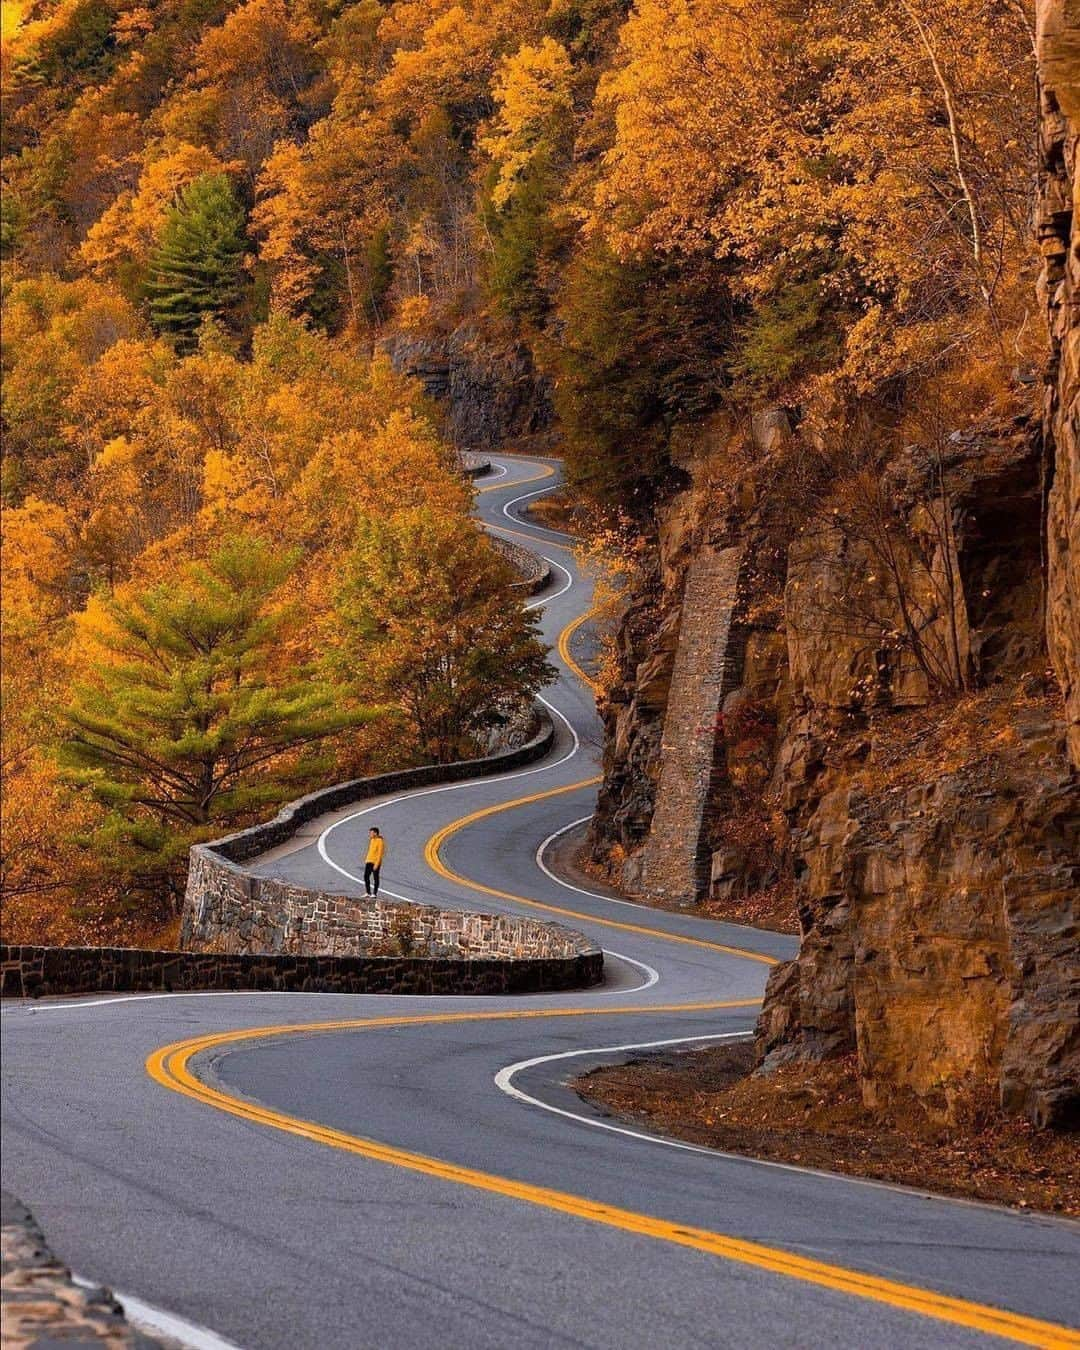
3, 455, 1079, 1350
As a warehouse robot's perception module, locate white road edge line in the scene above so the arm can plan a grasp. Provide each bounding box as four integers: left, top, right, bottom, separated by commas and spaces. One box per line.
535, 815, 671, 912
316, 689, 589, 897
523, 555, 573, 609
500, 482, 578, 543
494, 1033, 1070, 1212
72, 1275, 244, 1350
2, 989, 414, 1013
494, 1033, 752, 1163
596, 950, 659, 993
8, 991, 256, 1013
536, 816, 797, 946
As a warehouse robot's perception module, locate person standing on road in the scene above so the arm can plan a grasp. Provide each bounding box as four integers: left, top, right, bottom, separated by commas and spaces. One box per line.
364, 827, 385, 897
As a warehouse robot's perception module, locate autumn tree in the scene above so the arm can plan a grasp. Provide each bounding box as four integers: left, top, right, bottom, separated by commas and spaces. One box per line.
62, 537, 368, 862
480, 37, 573, 316
588, 0, 1035, 409
335, 509, 554, 762
1, 276, 144, 501
547, 237, 735, 508
1, 493, 104, 929
80, 143, 239, 292
482, 38, 573, 210
0, 0, 1044, 948
145, 173, 249, 348
254, 113, 395, 327
159, 0, 324, 180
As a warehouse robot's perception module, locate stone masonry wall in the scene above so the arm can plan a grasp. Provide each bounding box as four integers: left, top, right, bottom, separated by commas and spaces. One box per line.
489, 535, 552, 595
637, 546, 745, 905
183, 849, 596, 961
1, 1192, 163, 1347
1, 942, 602, 999
176, 709, 603, 985
185, 713, 554, 877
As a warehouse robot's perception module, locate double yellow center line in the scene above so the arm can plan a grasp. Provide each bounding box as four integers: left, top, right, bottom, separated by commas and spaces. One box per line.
147, 1009, 1079, 1349
424, 777, 779, 966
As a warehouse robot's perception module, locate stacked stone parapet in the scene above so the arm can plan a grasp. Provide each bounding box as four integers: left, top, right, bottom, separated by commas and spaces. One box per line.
1, 941, 601, 999
489, 534, 552, 594
171, 708, 602, 988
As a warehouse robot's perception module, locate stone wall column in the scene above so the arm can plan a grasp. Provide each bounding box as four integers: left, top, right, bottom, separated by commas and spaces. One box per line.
638, 546, 744, 905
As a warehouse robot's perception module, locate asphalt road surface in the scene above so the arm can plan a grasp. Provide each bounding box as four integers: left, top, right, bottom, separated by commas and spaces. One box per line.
3, 455, 1079, 1350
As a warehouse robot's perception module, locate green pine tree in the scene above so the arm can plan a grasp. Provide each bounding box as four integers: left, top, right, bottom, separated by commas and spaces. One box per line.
61, 537, 369, 864
145, 173, 249, 348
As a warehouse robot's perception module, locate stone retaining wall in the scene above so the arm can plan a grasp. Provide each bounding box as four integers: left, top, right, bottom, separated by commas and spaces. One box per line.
489, 534, 552, 595
3, 537, 601, 1000
176, 709, 603, 987
185, 859, 594, 960
461, 453, 493, 478
0, 943, 602, 999
1, 1192, 161, 1347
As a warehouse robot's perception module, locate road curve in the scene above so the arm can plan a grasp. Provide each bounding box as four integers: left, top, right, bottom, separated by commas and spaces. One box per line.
3, 454, 1078, 1350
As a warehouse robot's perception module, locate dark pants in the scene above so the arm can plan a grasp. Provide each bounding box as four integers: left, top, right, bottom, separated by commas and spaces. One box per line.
364, 862, 381, 896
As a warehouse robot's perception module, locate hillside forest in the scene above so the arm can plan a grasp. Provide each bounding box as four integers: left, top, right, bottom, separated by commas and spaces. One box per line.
1, 0, 1038, 945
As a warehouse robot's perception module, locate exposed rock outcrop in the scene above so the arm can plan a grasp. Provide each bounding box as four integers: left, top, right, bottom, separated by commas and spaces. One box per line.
384, 326, 553, 450
1039, 0, 1080, 768
762, 426, 1078, 1128
593, 409, 1078, 1125
758, 699, 1079, 1128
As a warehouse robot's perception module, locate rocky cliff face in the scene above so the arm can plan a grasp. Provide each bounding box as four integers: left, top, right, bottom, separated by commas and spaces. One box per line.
591, 245, 1079, 1128
1039, 0, 1080, 770
758, 675, 1078, 1129
384, 325, 553, 451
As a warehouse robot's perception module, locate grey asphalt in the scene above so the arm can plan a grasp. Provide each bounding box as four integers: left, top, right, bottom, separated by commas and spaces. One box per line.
3, 456, 1078, 1350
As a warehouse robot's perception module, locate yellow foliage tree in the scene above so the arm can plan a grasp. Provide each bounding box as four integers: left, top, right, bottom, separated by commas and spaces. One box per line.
482, 38, 573, 210
254, 112, 395, 323
589, 0, 1034, 403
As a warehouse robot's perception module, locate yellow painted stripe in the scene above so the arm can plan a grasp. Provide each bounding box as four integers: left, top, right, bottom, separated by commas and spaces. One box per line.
558, 605, 601, 692
147, 1012, 1080, 1350
490, 520, 575, 554
423, 779, 779, 966
477, 464, 556, 494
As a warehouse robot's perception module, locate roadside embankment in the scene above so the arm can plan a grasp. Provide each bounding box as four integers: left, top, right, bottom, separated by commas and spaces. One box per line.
574, 1043, 1080, 1216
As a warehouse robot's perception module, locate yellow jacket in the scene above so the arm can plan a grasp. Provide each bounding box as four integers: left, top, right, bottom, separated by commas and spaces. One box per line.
365, 836, 385, 866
